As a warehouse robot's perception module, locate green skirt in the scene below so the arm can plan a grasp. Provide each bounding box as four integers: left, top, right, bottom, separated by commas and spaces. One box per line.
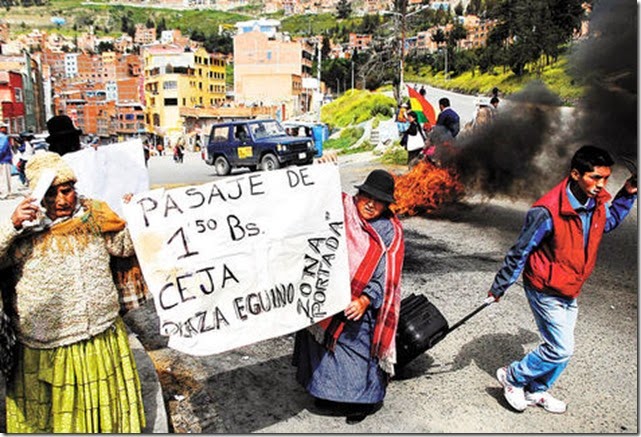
5, 317, 146, 433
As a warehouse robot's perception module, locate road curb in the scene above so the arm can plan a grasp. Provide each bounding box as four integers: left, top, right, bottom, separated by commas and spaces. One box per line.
128, 331, 169, 433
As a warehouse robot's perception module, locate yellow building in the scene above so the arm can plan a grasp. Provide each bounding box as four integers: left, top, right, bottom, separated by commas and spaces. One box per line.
143, 44, 226, 144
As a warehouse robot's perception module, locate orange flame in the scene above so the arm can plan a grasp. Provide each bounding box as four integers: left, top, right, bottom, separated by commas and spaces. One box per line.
391, 160, 465, 216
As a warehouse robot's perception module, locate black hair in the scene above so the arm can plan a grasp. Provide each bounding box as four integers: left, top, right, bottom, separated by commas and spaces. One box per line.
439, 98, 450, 107
490, 96, 499, 105
570, 145, 615, 174
407, 110, 418, 119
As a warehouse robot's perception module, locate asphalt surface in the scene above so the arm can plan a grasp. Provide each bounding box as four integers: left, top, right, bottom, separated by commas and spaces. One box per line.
0, 151, 637, 433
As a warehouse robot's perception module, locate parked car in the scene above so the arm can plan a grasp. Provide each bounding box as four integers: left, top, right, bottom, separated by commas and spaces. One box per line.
202, 119, 317, 175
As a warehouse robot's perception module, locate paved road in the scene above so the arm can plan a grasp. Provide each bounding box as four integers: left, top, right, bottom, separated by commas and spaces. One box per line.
133, 151, 636, 433
405, 82, 481, 126
0, 147, 637, 433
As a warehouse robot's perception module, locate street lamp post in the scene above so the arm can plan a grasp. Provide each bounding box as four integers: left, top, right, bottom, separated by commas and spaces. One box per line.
400, 11, 406, 93
382, 4, 431, 102
351, 59, 354, 90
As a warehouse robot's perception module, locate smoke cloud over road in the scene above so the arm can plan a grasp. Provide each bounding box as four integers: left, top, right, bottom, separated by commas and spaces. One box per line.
570, 0, 638, 161
437, 0, 637, 200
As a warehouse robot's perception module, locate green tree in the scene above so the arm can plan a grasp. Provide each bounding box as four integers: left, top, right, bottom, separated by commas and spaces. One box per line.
157, 17, 167, 35
488, 0, 585, 75
448, 22, 467, 47
97, 41, 115, 53
431, 28, 446, 46
454, 1, 464, 16
465, 0, 482, 16
321, 35, 331, 60
336, 0, 352, 19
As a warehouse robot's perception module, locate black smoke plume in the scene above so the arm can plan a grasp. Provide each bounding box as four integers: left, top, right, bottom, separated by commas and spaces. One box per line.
570, 0, 638, 161
438, 81, 568, 199
436, 0, 637, 199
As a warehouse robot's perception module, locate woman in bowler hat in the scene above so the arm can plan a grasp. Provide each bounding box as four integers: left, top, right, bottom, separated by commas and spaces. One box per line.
45, 115, 82, 156
294, 169, 405, 424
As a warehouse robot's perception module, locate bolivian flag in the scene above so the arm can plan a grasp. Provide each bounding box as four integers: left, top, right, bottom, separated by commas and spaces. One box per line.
407, 85, 436, 128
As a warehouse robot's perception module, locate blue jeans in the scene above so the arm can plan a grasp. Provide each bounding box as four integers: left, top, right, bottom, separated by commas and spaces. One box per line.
506, 284, 578, 393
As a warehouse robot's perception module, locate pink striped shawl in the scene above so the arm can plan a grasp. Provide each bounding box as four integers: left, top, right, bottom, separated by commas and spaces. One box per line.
316, 193, 405, 375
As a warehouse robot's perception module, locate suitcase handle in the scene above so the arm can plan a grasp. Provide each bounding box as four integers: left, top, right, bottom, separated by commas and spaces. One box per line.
447, 300, 492, 334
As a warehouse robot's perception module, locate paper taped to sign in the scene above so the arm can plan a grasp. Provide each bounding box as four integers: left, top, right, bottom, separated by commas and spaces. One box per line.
122, 163, 351, 355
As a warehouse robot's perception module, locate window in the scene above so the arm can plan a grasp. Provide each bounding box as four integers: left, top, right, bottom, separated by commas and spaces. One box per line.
164, 98, 178, 106
14, 88, 23, 102
163, 81, 177, 90
266, 51, 272, 60
212, 126, 229, 142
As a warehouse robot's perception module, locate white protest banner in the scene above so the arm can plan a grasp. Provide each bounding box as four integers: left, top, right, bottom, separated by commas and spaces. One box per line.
63, 139, 150, 216
122, 163, 351, 355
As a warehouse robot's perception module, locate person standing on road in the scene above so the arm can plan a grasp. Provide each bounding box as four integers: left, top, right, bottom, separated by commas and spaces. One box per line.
396, 103, 410, 134
401, 111, 426, 166
488, 145, 637, 414
435, 98, 460, 138
0, 122, 13, 199
293, 169, 405, 425
0, 151, 148, 432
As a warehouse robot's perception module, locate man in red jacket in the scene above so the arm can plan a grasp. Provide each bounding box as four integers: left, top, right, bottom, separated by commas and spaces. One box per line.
488, 145, 637, 414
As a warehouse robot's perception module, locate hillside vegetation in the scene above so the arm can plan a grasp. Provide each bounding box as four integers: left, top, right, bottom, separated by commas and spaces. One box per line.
406, 56, 584, 104
321, 89, 395, 128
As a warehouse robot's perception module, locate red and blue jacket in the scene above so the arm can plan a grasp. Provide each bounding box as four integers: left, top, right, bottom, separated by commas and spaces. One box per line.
490, 177, 636, 299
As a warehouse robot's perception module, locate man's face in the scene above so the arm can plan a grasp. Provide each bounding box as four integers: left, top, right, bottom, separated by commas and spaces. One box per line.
43, 182, 77, 220
355, 192, 387, 221
571, 166, 612, 199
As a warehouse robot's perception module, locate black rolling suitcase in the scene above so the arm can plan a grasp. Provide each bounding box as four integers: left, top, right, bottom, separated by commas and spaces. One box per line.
395, 293, 490, 368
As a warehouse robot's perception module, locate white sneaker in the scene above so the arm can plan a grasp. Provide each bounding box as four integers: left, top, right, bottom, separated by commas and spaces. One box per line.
496, 367, 527, 412
525, 391, 567, 414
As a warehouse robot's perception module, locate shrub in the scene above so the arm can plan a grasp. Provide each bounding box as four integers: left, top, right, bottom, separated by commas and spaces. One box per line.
323, 127, 365, 151
371, 102, 393, 118
379, 144, 407, 165
321, 89, 396, 128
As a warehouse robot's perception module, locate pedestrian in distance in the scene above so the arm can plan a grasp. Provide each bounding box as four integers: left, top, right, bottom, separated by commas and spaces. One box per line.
0, 151, 148, 432
435, 97, 460, 138
396, 103, 410, 134
45, 115, 82, 156
488, 145, 637, 414
401, 111, 426, 166
15, 132, 36, 187
173, 140, 185, 164
0, 122, 13, 199
490, 96, 500, 110
293, 169, 405, 425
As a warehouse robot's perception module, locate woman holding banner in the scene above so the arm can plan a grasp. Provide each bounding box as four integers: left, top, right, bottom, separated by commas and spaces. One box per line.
294, 169, 405, 424
0, 151, 147, 433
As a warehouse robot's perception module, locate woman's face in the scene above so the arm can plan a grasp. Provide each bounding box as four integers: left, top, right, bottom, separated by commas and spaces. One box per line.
355, 191, 387, 221
43, 182, 77, 220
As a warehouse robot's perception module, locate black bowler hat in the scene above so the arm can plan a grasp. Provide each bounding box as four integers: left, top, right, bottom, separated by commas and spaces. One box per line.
355, 169, 396, 204
46, 115, 82, 143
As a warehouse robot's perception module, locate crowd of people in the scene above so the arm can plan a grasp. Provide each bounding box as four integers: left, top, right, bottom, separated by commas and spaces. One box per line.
0, 93, 637, 431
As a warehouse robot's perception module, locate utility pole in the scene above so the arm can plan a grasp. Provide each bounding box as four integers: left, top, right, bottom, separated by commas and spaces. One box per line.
351, 58, 354, 90
317, 40, 322, 122
400, 0, 406, 96
444, 44, 448, 80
